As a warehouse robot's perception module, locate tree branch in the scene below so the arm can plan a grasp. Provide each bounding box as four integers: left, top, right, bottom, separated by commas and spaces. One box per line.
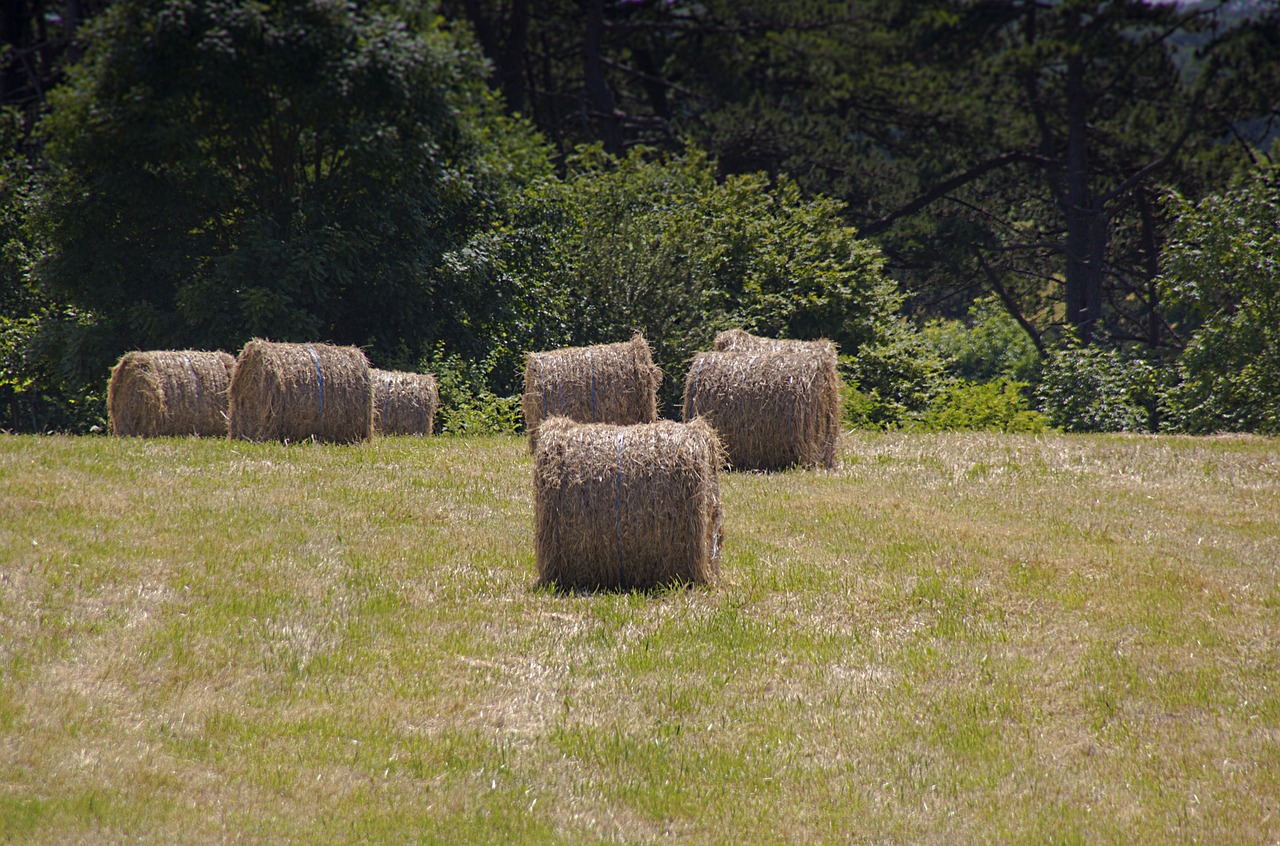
861, 152, 1053, 237
973, 247, 1047, 357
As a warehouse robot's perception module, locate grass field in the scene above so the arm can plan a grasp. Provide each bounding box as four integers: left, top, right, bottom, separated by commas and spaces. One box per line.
1, 431, 1278, 844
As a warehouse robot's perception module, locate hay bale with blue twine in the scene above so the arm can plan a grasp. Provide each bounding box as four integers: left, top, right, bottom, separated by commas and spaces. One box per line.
683, 346, 840, 471
521, 334, 661, 452
371, 368, 438, 436
533, 416, 723, 590
228, 339, 373, 443
108, 349, 236, 437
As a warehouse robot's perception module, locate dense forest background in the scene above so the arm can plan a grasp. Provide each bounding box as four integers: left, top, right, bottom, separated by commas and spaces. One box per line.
2, 0, 1278, 434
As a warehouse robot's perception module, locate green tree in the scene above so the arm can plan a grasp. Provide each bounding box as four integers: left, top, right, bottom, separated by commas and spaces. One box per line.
1, 106, 110, 433
670, 0, 1276, 347
1161, 161, 1280, 434
1036, 337, 1158, 433
443, 146, 918, 414
31, 0, 547, 384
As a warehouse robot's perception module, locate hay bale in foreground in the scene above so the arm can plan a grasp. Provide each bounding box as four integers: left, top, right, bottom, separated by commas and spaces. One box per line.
371, 369, 438, 436
713, 328, 838, 360
108, 350, 236, 437
683, 348, 840, 471
522, 335, 661, 451
228, 339, 372, 443
534, 416, 723, 590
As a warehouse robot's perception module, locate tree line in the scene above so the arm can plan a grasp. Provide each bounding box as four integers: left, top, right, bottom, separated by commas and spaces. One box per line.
2, 0, 1278, 434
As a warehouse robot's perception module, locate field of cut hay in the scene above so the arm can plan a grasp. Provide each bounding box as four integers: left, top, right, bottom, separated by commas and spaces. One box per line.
1, 431, 1278, 844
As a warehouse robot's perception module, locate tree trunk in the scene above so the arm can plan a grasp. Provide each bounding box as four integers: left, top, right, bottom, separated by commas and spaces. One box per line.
583, 0, 622, 154
1063, 51, 1106, 342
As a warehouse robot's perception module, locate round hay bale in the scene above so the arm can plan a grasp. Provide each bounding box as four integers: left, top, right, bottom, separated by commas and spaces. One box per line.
371, 369, 438, 436
682, 348, 841, 471
534, 416, 723, 591
522, 334, 661, 452
228, 339, 373, 443
108, 349, 236, 437
713, 328, 838, 359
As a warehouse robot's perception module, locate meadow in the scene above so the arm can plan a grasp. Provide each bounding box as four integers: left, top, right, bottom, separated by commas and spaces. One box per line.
1, 431, 1277, 843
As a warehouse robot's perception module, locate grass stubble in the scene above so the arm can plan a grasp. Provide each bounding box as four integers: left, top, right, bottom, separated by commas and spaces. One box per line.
0, 431, 1277, 843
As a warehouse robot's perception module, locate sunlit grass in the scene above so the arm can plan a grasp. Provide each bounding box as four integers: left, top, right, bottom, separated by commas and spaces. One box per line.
2, 431, 1278, 843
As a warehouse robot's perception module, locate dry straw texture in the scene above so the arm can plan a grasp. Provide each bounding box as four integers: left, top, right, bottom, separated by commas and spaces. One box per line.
371, 369, 438, 436
228, 340, 373, 444
683, 347, 841, 471
714, 328, 839, 359
533, 416, 723, 591
108, 350, 236, 437
522, 335, 661, 451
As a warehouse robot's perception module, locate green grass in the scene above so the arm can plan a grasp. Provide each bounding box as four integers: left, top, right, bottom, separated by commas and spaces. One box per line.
2, 431, 1278, 844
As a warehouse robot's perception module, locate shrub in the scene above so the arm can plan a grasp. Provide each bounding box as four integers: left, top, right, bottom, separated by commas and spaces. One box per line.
449, 146, 915, 414
425, 349, 522, 436
917, 378, 1051, 433
922, 295, 1042, 384
1035, 340, 1158, 433
1160, 162, 1280, 434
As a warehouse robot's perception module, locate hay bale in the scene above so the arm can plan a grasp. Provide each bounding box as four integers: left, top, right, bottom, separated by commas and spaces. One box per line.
108, 349, 236, 437
228, 339, 373, 443
534, 416, 723, 590
522, 335, 661, 451
371, 369, 438, 436
682, 348, 841, 471
713, 328, 838, 359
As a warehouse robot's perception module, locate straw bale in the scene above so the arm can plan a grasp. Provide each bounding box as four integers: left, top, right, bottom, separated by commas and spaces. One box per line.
371, 368, 438, 436
534, 416, 723, 590
108, 349, 236, 437
683, 348, 841, 471
228, 339, 373, 443
522, 335, 661, 451
713, 328, 838, 359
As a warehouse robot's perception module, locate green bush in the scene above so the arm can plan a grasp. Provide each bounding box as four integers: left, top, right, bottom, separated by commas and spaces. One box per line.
1160, 162, 1280, 434
449, 146, 917, 414
423, 349, 522, 436
915, 378, 1051, 433
1, 107, 108, 433
922, 295, 1042, 384
841, 321, 946, 429
1035, 340, 1158, 433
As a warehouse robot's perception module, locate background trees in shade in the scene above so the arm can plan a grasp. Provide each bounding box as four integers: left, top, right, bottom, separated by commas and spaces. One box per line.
444, 0, 1278, 345
2, 0, 1278, 434
33, 0, 548, 369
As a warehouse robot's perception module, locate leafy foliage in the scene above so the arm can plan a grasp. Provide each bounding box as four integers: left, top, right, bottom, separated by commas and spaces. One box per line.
447, 147, 913, 413
31, 0, 546, 382
1160, 162, 1280, 434
1036, 340, 1159, 434
423, 347, 523, 436
0, 107, 108, 433
914, 378, 1050, 434
923, 295, 1042, 384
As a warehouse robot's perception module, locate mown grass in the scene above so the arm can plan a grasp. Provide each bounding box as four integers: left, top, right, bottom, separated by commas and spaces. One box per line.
1, 431, 1278, 844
